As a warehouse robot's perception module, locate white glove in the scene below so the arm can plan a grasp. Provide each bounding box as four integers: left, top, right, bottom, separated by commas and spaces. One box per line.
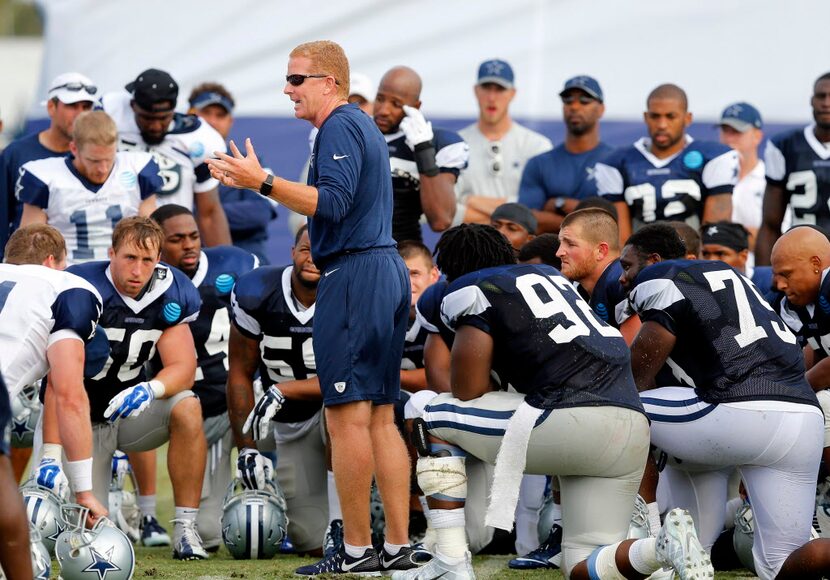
400, 105, 434, 149
104, 381, 162, 422
236, 448, 274, 490
35, 458, 70, 501
243, 385, 285, 441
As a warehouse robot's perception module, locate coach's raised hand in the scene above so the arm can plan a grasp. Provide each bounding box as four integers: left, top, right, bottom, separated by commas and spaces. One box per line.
208, 138, 268, 191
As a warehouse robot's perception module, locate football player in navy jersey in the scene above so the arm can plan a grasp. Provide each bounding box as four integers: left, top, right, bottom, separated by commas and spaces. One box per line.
596, 84, 737, 245
398, 223, 709, 580
0, 373, 33, 580
0, 225, 106, 523
150, 203, 258, 551
102, 69, 231, 246
226, 224, 328, 556
557, 208, 639, 343
756, 72, 830, 265
18, 111, 160, 264
622, 223, 830, 579
0, 72, 97, 254
373, 66, 469, 242
68, 216, 210, 561
398, 241, 439, 390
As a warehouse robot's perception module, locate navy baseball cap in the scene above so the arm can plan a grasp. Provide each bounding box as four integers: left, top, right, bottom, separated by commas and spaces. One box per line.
189, 90, 234, 114
718, 102, 763, 132
559, 76, 604, 102
477, 59, 514, 89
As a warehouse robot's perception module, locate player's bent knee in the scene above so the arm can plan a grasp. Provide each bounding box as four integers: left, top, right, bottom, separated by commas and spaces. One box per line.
416, 456, 467, 502
170, 395, 204, 431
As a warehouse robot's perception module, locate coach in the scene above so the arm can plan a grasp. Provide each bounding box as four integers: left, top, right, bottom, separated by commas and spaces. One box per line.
207, 41, 413, 575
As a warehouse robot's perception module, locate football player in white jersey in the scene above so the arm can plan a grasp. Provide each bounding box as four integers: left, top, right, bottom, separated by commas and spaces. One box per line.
1, 224, 107, 522
102, 68, 231, 246
18, 111, 160, 264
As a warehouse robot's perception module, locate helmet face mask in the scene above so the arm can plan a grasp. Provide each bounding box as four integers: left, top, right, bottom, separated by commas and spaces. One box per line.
732, 502, 756, 575
55, 504, 135, 580
221, 478, 289, 559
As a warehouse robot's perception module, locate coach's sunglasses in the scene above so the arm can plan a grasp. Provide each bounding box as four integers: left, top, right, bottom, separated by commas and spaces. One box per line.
51, 82, 98, 95
286, 74, 340, 87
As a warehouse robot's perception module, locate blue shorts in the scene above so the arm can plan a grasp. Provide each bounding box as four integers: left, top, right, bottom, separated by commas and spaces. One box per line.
314, 248, 410, 406
0, 385, 11, 456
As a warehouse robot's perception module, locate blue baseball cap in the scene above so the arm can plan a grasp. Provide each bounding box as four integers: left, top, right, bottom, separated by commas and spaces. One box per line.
718, 102, 762, 132
477, 59, 514, 89
189, 90, 234, 114
560, 76, 604, 102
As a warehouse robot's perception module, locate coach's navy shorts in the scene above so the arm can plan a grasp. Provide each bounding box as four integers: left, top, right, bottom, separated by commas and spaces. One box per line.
0, 384, 11, 456
314, 248, 410, 406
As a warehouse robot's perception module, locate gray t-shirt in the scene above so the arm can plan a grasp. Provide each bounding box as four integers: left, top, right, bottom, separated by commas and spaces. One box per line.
454, 122, 552, 222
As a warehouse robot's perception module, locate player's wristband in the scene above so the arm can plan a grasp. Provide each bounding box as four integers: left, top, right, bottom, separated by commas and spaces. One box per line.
66, 457, 93, 492
413, 142, 440, 178
148, 380, 166, 398
42, 443, 63, 461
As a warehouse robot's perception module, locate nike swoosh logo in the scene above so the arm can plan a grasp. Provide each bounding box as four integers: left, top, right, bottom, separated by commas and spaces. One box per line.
333, 154, 349, 160
325, 268, 340, 277
381, 553, 407, 568
341, 555, 372, 572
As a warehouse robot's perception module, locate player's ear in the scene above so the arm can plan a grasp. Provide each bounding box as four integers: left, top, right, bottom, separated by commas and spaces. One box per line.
108, 246, 115, 260
685, 111, 693, 126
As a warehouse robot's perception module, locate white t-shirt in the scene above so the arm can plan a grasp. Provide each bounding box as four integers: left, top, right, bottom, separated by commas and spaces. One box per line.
454, 122, 552, 222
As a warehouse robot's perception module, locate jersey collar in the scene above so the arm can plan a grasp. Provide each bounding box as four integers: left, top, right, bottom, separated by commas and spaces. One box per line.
803, 124, 830, 160
383, 129, 405, 144
106, 263, 175, 314
633, 135, 694, 168
281, 266, 315, 324
190, 251, 209, 288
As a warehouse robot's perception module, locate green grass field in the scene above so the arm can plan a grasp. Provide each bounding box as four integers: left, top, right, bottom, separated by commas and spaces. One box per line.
44, 444, 757, 578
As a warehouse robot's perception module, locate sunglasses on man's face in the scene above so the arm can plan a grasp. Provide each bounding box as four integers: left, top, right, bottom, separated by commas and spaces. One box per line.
51, 82, 98, 95
286, 74, 339, 87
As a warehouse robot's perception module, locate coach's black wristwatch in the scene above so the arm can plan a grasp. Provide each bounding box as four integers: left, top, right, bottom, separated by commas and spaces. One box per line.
259, 173, 274, 196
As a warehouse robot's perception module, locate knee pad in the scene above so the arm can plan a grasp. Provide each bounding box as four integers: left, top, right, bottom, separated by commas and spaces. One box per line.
416, 456, 467, 502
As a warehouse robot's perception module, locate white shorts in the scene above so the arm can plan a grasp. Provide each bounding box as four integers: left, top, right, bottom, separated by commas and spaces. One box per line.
424, 391, 650, 576
642, 386, 823, 580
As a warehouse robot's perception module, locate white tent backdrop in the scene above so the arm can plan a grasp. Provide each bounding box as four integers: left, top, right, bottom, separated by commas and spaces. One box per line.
32, 0, 830, 122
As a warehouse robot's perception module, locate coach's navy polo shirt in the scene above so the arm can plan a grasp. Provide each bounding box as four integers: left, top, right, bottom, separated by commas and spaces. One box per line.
307, 103, 395, 269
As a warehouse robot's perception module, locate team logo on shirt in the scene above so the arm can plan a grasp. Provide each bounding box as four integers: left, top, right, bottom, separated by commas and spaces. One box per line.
683, 150, 704, 170
215, 274, 235, 295
189, 141, 205, 158
162, 302, 182, 323
118, 171, 137, 187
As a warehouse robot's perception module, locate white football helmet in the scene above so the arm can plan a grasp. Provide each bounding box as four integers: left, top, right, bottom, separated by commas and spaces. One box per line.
55, 504, 135, 580
20, 479, 65, 555
221, 477, 288, 559
10, 382, 41, 448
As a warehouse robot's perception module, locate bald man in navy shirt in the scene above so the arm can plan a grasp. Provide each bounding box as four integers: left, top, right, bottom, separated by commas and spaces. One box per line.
208, 41, 418, 576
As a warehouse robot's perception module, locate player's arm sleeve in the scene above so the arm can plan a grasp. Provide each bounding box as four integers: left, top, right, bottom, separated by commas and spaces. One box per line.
50, 287, 102, 346
764, 139, 787, 187
595, 160, 625, 203
701, 149, 739, 195
628, 278, 685, 335
15, 166, 50, 209
517, 156, 547, 210
434, 132, 469, 178
314, 121, 364, 222
440, 284, 493, 334
230, 286, 262, 339
137, 155, 164, 199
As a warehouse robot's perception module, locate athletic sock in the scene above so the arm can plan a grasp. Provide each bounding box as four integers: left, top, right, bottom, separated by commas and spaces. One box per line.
137, 494, 157, 519
327, 470, 343, 521
174, 506, 198, 522
344, 542, 372, 558
383, 540, 409, 555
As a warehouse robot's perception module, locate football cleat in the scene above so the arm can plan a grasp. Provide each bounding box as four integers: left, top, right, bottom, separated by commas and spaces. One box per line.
295, 546, 382, 576
140, 514, 171, 547
508, 523, 562, 569
172, 518, 208, 560
391, 550, 474, 579
656, 508, 713, 580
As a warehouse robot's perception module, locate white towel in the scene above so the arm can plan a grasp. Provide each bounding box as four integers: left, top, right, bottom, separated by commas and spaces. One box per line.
485, 401, 544, 531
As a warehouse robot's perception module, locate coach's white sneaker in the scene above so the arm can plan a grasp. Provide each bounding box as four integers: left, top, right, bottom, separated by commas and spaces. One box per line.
391, 550, 475, 580
656, 508, 713, 580
171, 518, 208, 560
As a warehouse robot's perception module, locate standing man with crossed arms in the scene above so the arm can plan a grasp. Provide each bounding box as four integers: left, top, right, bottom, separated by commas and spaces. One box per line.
208, 40, 418, 576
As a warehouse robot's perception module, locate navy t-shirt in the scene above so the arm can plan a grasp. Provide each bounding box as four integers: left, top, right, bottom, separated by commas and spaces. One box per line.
307, 103, 396, 269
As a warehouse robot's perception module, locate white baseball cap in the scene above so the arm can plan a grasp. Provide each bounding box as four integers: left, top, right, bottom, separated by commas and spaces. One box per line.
42, 72, 98, 105
349, 73, 375, 103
